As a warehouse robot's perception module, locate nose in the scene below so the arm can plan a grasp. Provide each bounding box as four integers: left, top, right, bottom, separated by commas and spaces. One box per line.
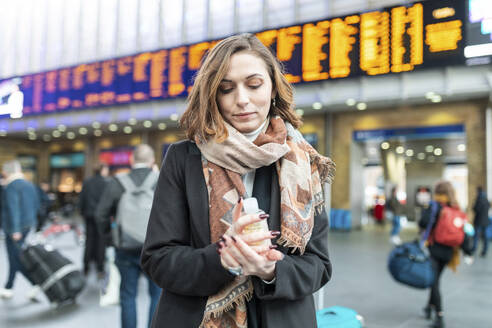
236, 85, 249, 108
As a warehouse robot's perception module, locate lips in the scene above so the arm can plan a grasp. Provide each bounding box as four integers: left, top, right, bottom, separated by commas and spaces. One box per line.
235, 112, 255, 118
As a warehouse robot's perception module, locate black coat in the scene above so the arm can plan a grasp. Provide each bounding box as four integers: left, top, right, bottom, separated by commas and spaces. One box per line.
141, 140, 332, 328
473, 192, 490, 227
79, 174, 108, 218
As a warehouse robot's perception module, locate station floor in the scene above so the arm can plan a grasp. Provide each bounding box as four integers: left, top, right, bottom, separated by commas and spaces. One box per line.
0, 222, 490, 328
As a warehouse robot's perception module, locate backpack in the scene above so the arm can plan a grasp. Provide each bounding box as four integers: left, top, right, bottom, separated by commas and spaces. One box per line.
112, 171, 159, 249
432, 206, 466, 247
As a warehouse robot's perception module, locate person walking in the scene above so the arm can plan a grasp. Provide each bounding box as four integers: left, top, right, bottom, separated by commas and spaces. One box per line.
35, 181, 51, 232
96, 145, 161, 328
387, 186, 404, 245
0, 160, 39, 299
419, 180, 463, 328
471, 186, 490, 258
141, 33, 334, 328
79, 163, 109, 277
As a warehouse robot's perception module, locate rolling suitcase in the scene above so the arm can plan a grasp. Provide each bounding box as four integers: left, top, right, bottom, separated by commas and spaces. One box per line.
20, 244, 85, 305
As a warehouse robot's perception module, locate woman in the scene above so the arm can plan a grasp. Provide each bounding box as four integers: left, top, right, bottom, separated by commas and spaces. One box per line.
141, 33, 334, 328
387, 186, 404, 245
419, 181, 460, 328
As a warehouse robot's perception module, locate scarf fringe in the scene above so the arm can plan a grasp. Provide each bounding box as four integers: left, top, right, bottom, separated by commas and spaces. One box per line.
199, 283, 253, 328
277, 235, 306, 255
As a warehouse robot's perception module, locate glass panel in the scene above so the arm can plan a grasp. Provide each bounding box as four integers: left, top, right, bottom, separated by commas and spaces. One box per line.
99, 0, 118, 59
210, 0, 234, 38
139, 0, 160, 51
298, 0, 329, 22
31, 0, 47, 72
185, 0, 207, 43
15, 0, 33, 75
0, 2, 17, 77
62, 0, 81, 66
161, 0, 183, 47
267, 0, 295, 28
237, 0, 263, 33
45, 0, 64, 69
118, 0, 138, 55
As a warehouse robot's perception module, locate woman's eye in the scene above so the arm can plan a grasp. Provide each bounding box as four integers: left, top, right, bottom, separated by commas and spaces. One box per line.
249, 84, 262, 89
219, 87, 233, 94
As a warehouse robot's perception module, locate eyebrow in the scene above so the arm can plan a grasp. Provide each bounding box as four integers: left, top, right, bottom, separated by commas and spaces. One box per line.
221, 74, 264, 83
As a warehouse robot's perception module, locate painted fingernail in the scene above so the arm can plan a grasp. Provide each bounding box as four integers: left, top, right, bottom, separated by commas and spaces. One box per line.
259, 214, 269, 219
238, 197, 242, 203
269, 245, 278, 249
271, 231, 281, 236
231, 236, 237, 243
220, 236, 225, 242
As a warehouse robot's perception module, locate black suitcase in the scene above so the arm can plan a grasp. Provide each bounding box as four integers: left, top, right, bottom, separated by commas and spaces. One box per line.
20, 244, 85, 305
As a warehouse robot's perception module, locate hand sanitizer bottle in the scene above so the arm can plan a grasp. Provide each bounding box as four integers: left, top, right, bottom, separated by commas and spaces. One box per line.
242, 197, 271, 247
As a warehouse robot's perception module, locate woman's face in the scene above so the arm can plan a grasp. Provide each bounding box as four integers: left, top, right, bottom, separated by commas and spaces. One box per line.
217, 51, 274, 134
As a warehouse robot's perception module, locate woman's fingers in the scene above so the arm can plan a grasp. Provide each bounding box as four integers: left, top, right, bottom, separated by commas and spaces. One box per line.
234, 213, 269, 234
219, 242, 241, 269
240, 230, 279, 245
265, 249, 284, 261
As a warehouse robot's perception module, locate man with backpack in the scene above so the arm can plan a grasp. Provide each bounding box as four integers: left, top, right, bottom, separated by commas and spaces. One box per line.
96, 144, 161, 328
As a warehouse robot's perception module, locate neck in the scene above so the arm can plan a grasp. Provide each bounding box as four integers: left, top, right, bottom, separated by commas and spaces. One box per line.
242, 119, 268, 142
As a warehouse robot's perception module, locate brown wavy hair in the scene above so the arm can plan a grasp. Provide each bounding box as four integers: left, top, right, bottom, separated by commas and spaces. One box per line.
179, 33, 301, 142
434, 180, 460, 209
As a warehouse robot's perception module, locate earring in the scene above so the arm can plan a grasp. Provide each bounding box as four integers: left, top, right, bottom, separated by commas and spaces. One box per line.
272, 98, 276, 107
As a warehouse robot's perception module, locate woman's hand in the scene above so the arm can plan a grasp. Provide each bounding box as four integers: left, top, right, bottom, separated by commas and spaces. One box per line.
218, 198, 284, 280
219, 234, 283, 280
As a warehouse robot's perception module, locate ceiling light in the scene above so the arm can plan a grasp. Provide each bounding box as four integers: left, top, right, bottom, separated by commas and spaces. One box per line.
43, 135, 51, 142
356, 102, 367, 110
79, 127, 88, 135
109, 124, 118, 132
143, 120, 152, 128
417, 152, 425, 160
312, 102, 322, 110
94, 129, 102, 136
296, 109, 304, 116
346, 98, 356, 106
0, 130, 6, 137
67, 132, 76, 139
170, 114, 179, 121
405, 149, 414, 156
52, 130, 61, 138
381, 142, 390, 150
57, 124, 66, 132
128, 118, 137, 125
27, 127, 35, 133
431, 95, 442, 103
123, 126, 132, 134
433, 148, 442, 156
28, 134, 37, 140
92, 121, 101, 129
158, 123, 167, 130
425, 145, 434, 153
457, 144, 466, 151
396, 146, 404, 154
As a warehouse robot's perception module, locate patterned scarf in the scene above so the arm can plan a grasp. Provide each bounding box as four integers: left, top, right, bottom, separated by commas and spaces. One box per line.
196, 117, 335, 328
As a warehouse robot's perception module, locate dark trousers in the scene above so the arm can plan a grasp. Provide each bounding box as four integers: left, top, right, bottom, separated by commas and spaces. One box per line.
115, 249, 161, 328
471, 226, 488, 256
84, 216, 106, 273
4, 229, 32, 289
428, 257, 447, 313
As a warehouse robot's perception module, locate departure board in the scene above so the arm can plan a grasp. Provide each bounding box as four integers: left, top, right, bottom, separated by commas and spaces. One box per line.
11, 0, 465, 117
